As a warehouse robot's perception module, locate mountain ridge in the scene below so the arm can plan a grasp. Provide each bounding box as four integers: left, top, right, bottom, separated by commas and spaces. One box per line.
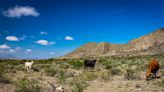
63, 28, 164, 59
0, 53, 16, 59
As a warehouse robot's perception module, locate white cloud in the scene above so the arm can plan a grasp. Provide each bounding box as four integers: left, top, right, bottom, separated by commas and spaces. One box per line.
35, 40, 55, 46
50, 52, 54, 55
65, 36, 74, 40
0, 44, 10, 49
26, 49, 32, 52
6, 36, 19, 41
40, 31, 48, 35
35, 40, 48, 45
9, 49, 15, 52
3, 5, 40, 18
49, 42, 55, 45
25, 49, 32, 54
15, 47, 22, 51
19, 35, 26, 40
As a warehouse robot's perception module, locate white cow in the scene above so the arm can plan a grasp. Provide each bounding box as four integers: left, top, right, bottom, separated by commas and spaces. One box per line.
48, 82, 64, 92
55, 86, 64, 92
25, 61, 33, 72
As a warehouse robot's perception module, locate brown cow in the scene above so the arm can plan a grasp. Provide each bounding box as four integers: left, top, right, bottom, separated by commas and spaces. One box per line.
146, 59, 160, 81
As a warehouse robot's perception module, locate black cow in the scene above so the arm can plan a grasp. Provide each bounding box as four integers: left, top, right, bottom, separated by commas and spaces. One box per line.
31, 67, 39, 72
84, 59, 96, 70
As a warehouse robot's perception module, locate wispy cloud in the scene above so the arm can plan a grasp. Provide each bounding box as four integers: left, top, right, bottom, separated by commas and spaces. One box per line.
15, 47, 22, 51
65, 36, 74, 41
50, 52, 54, 55
0, 44, 10, 49
19, 35, 26, 40
49, 42, 55, 45
40, 31, 48, 35
25, 49, 32, 54
9, 49, 15, 53
6, 36, 19, 41
2, 5, 40, 18
35, 40, 55, 46
26, 49, 32, 52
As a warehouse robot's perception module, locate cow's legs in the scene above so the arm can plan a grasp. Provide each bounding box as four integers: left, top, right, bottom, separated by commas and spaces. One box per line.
154, 70, 161, 78
151, 72, 157, 78
154, 72, 157, 77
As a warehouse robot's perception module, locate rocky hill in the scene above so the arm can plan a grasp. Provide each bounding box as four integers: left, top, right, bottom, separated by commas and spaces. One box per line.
63, 28, 164, 59
0, 53, 16, 59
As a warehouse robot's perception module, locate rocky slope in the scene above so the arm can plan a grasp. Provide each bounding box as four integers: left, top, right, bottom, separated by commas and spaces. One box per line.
64, 28, 164, 59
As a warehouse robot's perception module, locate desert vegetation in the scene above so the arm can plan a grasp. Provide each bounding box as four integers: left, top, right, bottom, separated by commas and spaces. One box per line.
0, 54, 164, 92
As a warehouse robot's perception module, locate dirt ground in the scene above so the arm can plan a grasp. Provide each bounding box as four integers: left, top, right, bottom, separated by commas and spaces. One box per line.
85, 76, 164, 92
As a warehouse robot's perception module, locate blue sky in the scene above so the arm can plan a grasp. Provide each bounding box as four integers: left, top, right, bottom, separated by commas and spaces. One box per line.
0, 0, 164, 59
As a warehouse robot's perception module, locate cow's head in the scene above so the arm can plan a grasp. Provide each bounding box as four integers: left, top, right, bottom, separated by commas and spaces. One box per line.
146, 72, 153, 81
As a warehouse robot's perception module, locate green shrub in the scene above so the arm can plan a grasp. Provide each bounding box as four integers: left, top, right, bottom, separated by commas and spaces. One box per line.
70, 79, 88, 92
5, 60, 24, 65
45, 67, 57, 76
124, 67, 140, 80
68, 59, 84, 69
15, 78, 41, 92
0, 63, 4, 76
99, 59, 112, 69
60, 63, 70, 69
110, 68, 121, 75
0, 64, 10, 84
56, 70, 66, 84
65, 71, 76, 77
35, 59, 55, 64
82, 72, 98, 81
100, 71, 111, 80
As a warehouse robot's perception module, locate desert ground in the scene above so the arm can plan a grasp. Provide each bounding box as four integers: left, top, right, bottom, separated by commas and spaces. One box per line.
0, 55, 164, 92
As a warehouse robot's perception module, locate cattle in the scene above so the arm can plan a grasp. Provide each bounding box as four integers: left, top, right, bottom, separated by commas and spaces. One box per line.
48, 82, 64, 92
84, 59, 96, 70
146, 58, 160, 81
31, 67, 39, 72
25, 61, 33, 72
